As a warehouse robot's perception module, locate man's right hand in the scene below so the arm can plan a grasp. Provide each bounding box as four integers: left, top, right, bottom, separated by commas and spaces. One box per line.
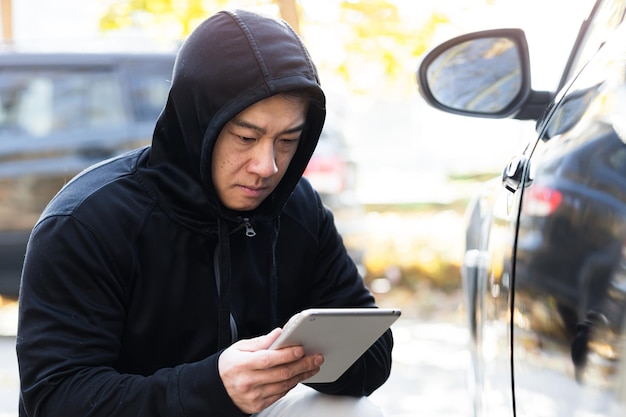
218, 328, 324, 414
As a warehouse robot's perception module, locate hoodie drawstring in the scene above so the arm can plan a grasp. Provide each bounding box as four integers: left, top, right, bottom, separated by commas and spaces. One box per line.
216, 219, 234, 350
214, 217, 280, 350
269, 217, 280, 329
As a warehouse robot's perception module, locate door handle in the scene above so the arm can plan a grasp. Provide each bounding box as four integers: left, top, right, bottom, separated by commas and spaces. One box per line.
502, 155, 533, 193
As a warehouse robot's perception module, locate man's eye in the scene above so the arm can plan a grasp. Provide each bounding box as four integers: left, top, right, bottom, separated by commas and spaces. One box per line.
238, 135, 256, 142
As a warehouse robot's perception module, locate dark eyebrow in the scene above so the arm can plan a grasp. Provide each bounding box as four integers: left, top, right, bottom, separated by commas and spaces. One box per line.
232, 118, 306, 135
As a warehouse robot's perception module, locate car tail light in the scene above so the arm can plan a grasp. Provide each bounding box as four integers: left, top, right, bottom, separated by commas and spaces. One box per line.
303, 155, 348, 195
522, 185, 563, 216
305, 155, 345, 175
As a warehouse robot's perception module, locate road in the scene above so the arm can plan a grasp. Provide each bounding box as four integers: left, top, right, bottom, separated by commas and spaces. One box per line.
0, 304, 471, 417
371, 319, 471, 416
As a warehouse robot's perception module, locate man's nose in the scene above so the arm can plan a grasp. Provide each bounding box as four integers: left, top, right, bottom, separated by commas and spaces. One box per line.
249, 141, 278, 177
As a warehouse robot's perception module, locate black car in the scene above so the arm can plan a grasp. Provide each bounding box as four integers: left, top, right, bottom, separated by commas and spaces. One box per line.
0, 51, 176, 298
417, 0, 626, 416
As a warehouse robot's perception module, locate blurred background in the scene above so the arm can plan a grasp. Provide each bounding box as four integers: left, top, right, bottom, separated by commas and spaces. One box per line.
0, 0, 593, 416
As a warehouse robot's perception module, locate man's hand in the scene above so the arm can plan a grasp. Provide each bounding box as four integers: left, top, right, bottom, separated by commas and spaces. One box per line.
218, 328, 324, 414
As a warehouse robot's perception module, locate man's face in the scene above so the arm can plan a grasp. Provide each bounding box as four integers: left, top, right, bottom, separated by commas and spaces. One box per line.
212, 94, 309, 211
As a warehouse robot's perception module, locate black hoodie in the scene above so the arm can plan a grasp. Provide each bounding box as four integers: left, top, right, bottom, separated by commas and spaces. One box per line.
17, 10, 393, 417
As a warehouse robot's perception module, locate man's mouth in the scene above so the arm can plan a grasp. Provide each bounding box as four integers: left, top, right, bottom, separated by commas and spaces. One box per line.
239, 184, 266, 197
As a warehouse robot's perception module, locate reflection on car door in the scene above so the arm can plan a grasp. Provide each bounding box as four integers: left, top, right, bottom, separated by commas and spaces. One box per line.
512, 19, 626, 417
463, 178, 518, 417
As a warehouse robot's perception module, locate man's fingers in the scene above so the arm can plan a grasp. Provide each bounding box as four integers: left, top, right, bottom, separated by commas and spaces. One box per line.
264, 354, 324, 382
218, 333, 324, 415
234, 328, 283, 352
239, 357, 323, 413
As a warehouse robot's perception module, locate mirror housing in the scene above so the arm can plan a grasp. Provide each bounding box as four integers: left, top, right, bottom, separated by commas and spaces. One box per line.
416, 28, 552, 121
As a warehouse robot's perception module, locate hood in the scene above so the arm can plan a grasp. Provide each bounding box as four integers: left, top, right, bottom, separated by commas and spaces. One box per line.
147, 9, 326, 225
143, 10, 326, 349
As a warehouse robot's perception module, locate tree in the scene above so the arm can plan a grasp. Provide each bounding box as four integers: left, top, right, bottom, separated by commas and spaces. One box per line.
1, 0, 12, 41
331, 1, 447, 95
99, 0, 300, 36
98, 0, 447, 96
275, 0, 299, 33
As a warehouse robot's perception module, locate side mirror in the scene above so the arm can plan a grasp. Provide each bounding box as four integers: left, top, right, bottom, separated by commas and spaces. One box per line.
417, 28, 549, 120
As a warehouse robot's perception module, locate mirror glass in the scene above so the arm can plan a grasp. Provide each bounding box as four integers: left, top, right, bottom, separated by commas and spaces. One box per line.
426, 37, 523, 113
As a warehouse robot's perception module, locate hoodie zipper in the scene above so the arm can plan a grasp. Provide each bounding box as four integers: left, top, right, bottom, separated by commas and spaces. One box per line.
240, 217, 256, 237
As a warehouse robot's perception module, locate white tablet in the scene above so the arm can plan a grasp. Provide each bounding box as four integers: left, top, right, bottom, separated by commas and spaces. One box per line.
269, 308, 401, 383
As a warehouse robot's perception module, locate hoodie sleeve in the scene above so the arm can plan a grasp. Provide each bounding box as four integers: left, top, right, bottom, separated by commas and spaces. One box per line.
307, 206, 395, 397
17, 216, 247, 417
282, 181, 395, 397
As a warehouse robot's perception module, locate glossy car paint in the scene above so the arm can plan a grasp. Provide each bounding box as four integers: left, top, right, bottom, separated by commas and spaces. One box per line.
514, 20, 626, 417
417, 0, 626, 416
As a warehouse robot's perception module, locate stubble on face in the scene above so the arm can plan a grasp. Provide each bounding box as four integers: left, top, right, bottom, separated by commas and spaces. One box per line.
212, 94, 309, 211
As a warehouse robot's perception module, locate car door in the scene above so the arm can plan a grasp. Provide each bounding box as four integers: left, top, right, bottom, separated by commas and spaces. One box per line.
416, 1, 626, 416
511, 3, 626, 416
462, 177, 518, 417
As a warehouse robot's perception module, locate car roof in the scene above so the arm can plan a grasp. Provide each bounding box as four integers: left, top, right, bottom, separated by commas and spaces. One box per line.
0, 50, 176, 66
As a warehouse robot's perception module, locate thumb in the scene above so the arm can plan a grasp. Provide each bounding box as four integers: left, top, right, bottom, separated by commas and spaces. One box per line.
234, 327, 283, 352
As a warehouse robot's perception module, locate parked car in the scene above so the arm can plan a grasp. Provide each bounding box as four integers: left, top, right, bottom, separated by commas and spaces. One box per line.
417, 0, 626, 416
0, 50, 358, 300
303, 123, 357, 209
0, 51, 176, 298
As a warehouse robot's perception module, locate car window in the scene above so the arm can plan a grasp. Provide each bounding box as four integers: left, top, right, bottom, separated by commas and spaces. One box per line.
126, 62, 172, 122
562, 0, 626, 85
0, 68, 127, 139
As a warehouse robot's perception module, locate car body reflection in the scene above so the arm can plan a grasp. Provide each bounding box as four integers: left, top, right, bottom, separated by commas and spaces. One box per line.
416, 0, 626, 416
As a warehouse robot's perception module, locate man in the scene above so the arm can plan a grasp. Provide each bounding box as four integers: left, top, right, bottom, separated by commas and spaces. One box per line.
17, 9, 393, 417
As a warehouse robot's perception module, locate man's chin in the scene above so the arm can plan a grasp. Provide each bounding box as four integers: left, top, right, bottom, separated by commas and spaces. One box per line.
224, 198, 263, 212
